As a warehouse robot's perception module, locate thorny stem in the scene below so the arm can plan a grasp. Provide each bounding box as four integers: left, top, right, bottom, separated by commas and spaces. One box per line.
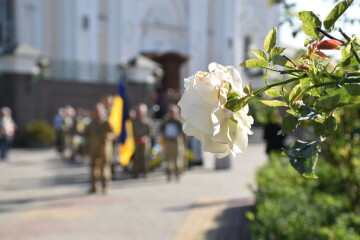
227, 76, 304, 111
303, 78, 360, 93
231, 75, 360, 111
253, 76, 306, 96
315, 27, 345, 44
282, 55, 297, 67
339, 28, 360, 64
339, 28, 351, 42
261, 67, 303, 77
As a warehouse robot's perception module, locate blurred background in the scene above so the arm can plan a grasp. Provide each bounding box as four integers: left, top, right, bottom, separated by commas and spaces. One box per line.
0, 0, 359, 240
0, 0, 278, 146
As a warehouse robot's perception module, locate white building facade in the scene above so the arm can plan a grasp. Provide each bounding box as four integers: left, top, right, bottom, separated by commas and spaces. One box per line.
1, 0, 279, 87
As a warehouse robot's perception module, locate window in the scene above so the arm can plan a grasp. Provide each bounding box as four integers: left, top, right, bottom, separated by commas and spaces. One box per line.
0, 0, 15, 51
82, 16, 89, 30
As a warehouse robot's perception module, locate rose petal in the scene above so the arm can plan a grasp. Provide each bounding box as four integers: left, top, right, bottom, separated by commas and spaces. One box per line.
194, 74, 219, 105
216, 149, 232, 159
232, 127, 249, 153
183, 122, 230, 156
202, 134, 229, 154
178, 82, 214, 135
179, 102, 214, 135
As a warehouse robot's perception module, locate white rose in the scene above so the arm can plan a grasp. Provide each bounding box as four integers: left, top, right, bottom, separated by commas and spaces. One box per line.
178, 62, 254, 158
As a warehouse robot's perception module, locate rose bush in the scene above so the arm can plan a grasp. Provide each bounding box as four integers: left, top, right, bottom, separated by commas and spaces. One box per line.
178, 62, 254, 158
178, 1, 360, 180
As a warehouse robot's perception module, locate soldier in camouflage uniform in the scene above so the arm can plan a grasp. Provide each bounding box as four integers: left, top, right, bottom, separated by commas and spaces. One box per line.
132, 103, 153, 178
61, 105, 76, 160
160, 104, 185, 181
85, 103, 114, 194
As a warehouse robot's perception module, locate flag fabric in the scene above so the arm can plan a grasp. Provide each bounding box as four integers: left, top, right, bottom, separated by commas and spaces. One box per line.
109, 79, 135, 166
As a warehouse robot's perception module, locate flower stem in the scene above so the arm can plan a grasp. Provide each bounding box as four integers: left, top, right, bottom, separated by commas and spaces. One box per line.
282, 55, 297, 67
315, 27, 345, 44
261, 67, 303, 76
339, 28, 360, 64
252, 76, 306, 96
303, 78, 360, 93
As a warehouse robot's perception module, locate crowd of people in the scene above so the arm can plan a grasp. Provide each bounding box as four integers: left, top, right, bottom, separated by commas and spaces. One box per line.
1, 91, 288, 195
52, 95, 190, 194
53, 105, 91, 161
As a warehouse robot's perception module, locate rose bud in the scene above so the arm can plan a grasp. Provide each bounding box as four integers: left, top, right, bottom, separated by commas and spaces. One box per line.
317, 39, 343, 50
296, 64, 311, 70
314, 51, 329, 60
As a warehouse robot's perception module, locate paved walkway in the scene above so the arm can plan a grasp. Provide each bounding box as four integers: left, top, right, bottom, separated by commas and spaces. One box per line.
0, 144, 267, 240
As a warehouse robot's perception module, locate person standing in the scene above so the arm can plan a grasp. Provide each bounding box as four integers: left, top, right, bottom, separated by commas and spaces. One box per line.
132, 103, 153, 178
53, 107, 65, 153
61, 105, 76, 160
0, 107, 16, 160
160, 104, 185, 182
263, 110, 287, 155
85, 103, 114, 194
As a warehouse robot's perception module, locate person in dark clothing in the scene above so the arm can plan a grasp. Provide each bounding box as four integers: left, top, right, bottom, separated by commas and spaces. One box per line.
263, 110, 287, 155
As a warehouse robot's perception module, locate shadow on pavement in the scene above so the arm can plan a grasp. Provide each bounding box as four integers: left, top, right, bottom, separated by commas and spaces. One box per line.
205, 204, 254, 240
171, 198, 254, 240
0, 191, 86, 213
164, 199, 230, 212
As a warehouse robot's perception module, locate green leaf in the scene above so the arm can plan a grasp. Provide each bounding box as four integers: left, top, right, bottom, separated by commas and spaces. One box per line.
239, 59, 268, 68
281, 114, 298, 134
251, 50, 268, 61
265, 89, 281, 98
315, 85, 360, 110
270, 47, 286, 57
341, 43, 352, 59
260, 100, 287, 107
227, 91, 240, 100
299, 11, 322, 38
304, 38, 317, 47
322, 116, 337, 137
243, 86, 250, 95
272, 55, 291, 67
338, 55, 357, 67
285, 140, 320, 178
354, 35, 360, 46
300, 77, 311, 91
324, 0, 354, 31
225, 96, 248, 112
300, 78, 320, 97
264, 27, 278, 53
298, 106, 321, 121
289, 84, 303, 103
344, 84, 360, 96
286, 109, 298, 116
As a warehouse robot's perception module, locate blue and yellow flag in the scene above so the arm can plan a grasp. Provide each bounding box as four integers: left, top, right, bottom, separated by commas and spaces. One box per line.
109, 80, 135, 166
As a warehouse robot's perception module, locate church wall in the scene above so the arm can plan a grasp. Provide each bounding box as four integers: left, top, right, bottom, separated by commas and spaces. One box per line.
0, 73, 117, 146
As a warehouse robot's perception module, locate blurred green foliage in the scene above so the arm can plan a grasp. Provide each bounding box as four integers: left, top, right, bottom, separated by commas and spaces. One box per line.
320, 104, 360, 213
249, 98, 282, 125
26, 120, 56, 147
249, 152, 360, 240
250, 105, 360, 239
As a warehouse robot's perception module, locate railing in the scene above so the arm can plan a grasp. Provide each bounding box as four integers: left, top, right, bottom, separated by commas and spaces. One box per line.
43, 58, 121, 84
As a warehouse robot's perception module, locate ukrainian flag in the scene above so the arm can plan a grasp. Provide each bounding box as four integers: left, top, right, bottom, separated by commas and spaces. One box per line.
109, 79, 135, 166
